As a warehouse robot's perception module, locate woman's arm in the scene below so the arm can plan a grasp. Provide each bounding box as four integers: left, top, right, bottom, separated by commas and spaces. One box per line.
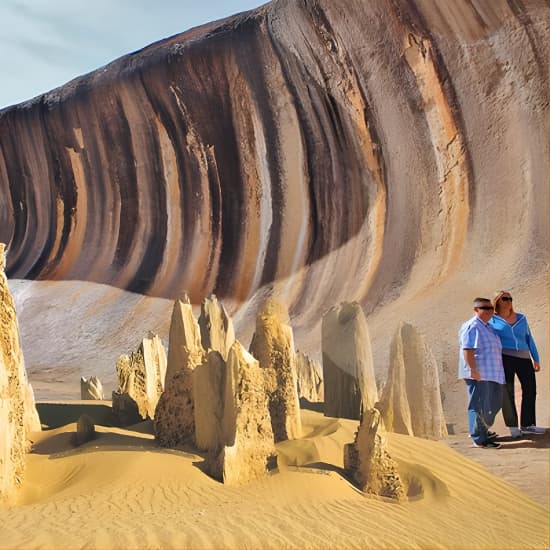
525, 318, 540, 369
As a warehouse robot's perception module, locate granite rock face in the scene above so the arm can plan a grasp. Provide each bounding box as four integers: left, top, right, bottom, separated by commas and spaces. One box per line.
1, 0, 546, 315
80, 376, 104, 400
0, 244, 40, 500
322, 302, 378, 420
378, 322, 447, 440
249, 299, 301, 442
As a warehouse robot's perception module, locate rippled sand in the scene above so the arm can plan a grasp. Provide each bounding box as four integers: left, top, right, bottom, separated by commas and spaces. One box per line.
0, 404, 548, 549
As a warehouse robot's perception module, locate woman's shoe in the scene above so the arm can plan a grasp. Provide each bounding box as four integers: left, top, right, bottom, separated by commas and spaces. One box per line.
509, 427, 522, 438
521, 425, 546, 435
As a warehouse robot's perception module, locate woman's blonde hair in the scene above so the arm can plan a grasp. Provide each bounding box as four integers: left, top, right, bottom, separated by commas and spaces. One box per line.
493, 290, 515, 316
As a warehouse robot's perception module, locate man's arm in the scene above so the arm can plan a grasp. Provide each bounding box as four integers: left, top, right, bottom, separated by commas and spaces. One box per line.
463, 349, 481, 381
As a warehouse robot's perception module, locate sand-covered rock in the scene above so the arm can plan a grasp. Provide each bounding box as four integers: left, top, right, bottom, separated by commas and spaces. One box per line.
80, 376, 104, 400
154, 297, 205, 447
112, 332, 166, 423
209, 341, 277, 485
71, 414, 96, 447
322, 302, 378, 420
378, 322, 447, 440
198, 294, 235, 360
344, 408, 405, 500
0, 243, 40, 501
295, 350, 323, 403
249, 299, 301, 442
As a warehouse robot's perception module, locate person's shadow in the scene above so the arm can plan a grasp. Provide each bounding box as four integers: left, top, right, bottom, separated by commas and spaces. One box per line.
497, 431, 550, 449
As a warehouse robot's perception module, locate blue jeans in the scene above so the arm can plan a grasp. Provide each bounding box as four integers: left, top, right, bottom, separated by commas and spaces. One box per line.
464, 380, 503, 444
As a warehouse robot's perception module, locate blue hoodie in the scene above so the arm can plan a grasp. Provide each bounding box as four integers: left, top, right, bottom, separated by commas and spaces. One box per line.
489, 313, 540, 362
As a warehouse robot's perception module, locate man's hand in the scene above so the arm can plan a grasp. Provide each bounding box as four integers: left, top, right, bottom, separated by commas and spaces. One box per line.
464, 349, 481, 380
533, 361, 541, 372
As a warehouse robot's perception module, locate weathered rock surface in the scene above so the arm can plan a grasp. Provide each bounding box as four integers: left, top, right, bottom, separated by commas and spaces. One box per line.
112, 332, 166, 424
295, 350, 323, 403
80, 376, 104, 400
193, 350, 226, 451
165, 295, 203, 383
344, 408, 405, 500
378, 322, 447, 440
322, 302, 378, 420
0, 243, 40, 500
154, 297, 205, 447
249, 299, 301, 442
2, 0, 546, 313
209, 341, 277, 485
198, 294, 235, 360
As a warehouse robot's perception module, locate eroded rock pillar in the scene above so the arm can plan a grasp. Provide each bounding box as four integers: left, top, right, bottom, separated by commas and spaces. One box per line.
378, 322, 447, 440
112, 332, 166, 424
0, 243, 40, 501
209, 341, 277, 485
80, 376, 105, 400
322, 302, 378, 419
295, 350, 324, 403
154, 295, 205, 446
249, 298, 301, 442
344, 408, 405, 500
198, 294, 235, 359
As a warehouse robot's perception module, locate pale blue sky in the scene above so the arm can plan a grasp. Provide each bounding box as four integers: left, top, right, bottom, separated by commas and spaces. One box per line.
0, 0, 265, 109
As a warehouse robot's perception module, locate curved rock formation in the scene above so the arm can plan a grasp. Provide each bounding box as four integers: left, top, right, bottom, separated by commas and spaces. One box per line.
1, 0, 546, 312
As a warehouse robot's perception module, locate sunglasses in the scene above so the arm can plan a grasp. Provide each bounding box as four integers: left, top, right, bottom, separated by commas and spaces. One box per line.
476, 306, 494, 310
500, 297, 513, 302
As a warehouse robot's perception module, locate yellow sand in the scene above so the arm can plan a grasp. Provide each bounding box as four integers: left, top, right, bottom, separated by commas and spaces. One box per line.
0, 408, 547, 549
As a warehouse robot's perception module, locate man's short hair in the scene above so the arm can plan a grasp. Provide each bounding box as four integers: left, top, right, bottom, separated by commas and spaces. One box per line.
473, 297, 491, 307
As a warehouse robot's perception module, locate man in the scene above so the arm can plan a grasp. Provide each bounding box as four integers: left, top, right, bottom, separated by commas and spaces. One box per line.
458, 297, 505, 448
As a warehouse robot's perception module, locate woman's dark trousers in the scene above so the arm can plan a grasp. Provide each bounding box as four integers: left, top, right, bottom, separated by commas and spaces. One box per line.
501, 354, 537, 427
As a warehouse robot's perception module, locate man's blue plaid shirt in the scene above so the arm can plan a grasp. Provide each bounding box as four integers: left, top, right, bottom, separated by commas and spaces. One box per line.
458, 316, 505, 384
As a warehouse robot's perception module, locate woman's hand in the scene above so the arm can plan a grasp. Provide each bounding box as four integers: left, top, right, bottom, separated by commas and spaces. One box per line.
533, 361, 541, 372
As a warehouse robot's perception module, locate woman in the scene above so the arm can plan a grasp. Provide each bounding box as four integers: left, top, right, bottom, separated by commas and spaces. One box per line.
490, 291, 544, 438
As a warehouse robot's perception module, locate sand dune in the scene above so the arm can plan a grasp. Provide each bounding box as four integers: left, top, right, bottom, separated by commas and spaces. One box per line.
0, 404, 547, 549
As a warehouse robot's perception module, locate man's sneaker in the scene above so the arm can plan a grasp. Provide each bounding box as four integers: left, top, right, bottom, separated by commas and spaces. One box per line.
521, 425, 546, 435
472, 440, 501, 449
487, 431, 498, 441
509, 427, 523, 438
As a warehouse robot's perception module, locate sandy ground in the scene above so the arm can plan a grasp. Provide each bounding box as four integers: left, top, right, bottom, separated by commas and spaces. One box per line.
0, 402, 548, 550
